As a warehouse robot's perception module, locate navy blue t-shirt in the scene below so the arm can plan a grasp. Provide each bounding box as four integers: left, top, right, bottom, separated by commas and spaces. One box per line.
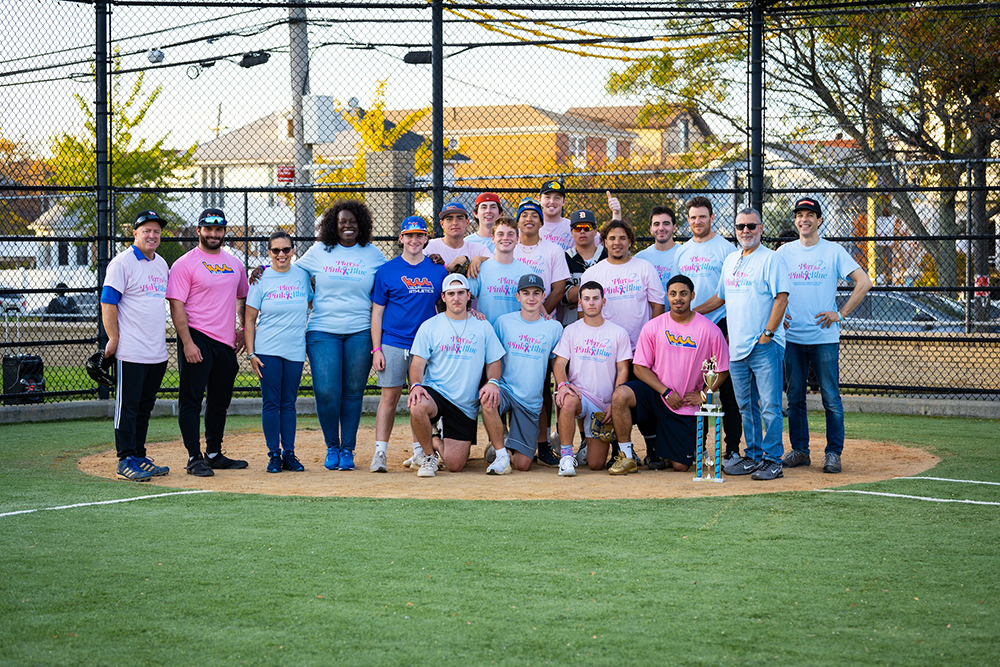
372, 255, 448, 349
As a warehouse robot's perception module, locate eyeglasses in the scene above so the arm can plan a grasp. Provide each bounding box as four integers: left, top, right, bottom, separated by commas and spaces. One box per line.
200, 215, 226, 226
735, 223, 759, 231
269, 246, 294, 255
572, 225, 595, 232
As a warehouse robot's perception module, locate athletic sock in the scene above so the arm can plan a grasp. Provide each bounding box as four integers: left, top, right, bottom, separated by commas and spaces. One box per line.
560, 445, 573, 457
619, 441, 635, 458
413, 442, 425, 458
495, 447, 509, 462
375, 441, 388, 455
206, 452, 218, 459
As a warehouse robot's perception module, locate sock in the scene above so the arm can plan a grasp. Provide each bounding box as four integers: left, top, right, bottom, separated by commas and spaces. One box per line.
644, 436, 657, 458
188, 455, 196, 462
207, 452, 218, 459
537, 441, 549, 450
560, 445, 573, 457
375, 441, 388, 455
495, 447, 509, 461
619, 441, 634, 458
413, 442, 425, 457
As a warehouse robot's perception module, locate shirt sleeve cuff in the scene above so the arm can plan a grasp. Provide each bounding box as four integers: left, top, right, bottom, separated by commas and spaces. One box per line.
100, 286, 122, 305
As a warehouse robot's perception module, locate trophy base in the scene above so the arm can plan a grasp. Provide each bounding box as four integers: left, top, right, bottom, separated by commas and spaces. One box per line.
696, 407, 723, 417
692, 476, 725, 483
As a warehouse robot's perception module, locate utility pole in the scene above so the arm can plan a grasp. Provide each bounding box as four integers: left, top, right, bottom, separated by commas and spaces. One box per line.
290, 4, 314, 249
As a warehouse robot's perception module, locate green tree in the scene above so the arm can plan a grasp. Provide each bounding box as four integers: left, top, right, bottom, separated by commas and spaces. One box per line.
47, 60, 195, 234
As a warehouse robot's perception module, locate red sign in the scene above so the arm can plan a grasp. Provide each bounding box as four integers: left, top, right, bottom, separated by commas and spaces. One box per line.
277, 166, 294, 184
975, 275, 989, 298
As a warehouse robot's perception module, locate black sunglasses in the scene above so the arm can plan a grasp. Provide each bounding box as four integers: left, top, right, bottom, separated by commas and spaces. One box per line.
269, 246, 294, 255
735, 223, 760, 231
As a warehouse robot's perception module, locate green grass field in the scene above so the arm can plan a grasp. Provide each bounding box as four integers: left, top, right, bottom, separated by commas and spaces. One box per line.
1, 412, 998, 666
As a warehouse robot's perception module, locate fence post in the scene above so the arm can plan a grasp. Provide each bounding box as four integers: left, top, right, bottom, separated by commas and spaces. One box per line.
431, 0, 444, 234
749, 0, 765, 213
289, 3, 314, 250
95, 0, 110, 400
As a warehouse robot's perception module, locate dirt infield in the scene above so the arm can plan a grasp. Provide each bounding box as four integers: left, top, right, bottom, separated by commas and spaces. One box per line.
78, 424, 938, 500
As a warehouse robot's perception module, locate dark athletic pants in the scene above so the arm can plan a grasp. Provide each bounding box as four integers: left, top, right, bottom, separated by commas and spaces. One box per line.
114, 359, 167, 460
177, 327, 238, 459
711, 317, 743, 456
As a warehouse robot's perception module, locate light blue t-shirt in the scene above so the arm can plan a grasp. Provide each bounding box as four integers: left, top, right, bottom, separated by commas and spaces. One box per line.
673, 235, 737, 323
470, 258, 531, 324
635, 243, 681, 293
296, 242, 386, 334
247, 265, 313, 362
464, 232, 495, 253
493, 312, 563, 414
776, 238, 862, 346
411, 312, 506, 419
718, 246, 791, 361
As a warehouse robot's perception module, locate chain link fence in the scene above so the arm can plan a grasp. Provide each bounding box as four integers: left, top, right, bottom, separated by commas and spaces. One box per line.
2, 0, 998, 403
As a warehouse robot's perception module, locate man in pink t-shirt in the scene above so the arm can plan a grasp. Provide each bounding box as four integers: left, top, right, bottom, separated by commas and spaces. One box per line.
553, 281, 632, 473
611, 274, 729, 472
166, 208, 250, 477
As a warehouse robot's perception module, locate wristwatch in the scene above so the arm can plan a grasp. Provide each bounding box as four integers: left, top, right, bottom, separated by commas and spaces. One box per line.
762, 328, 774, 339
247, 352, 256, 360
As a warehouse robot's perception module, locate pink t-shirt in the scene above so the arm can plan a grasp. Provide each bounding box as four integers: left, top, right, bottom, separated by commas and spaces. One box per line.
541, 217, 573, 250
580, 257, 665, 351
513, 239, 571, 297
425, 238, 490, 267
104, 246, 169, 364
166, 246, 249, 347
633, 312, 730, 416
553, 318, 632, 411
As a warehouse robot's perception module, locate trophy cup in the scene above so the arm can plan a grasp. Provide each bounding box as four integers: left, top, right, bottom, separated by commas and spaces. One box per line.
693, 356, 725, 483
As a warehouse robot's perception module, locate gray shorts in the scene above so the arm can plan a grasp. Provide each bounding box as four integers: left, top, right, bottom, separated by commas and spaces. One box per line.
376, 344, 410, 388
575, 394, 606, 439
499, 387, 541, 459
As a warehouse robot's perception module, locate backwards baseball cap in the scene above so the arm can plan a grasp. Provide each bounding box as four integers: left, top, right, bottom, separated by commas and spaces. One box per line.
793, 197, 822, 217
475, 192, 502, 210
570, 209, 597, 228
132, 210, 167, 229
540, 179, 566, 196
517, 274, 544, 292
400, 215, 429, 235
198, 208, 227, 226
516, 198, 543, 221
442, 273, 471, 291
439, 201, 470, 219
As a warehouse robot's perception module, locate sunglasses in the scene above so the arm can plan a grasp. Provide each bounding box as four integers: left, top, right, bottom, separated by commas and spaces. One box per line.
735, 223, 760, 231
572, 225, 595, 232
200, 215, 227, 226
269, 246, 294, 255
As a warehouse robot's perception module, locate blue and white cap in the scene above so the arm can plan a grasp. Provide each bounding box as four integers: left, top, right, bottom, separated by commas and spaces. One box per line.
400, 215, 429, 234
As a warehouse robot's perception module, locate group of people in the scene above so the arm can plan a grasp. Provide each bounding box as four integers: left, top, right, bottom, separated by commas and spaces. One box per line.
103, 181, 871, 484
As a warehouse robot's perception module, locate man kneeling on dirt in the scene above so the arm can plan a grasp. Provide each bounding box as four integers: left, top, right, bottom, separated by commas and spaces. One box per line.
611, 275, 730, 471
407, 274, 505, 477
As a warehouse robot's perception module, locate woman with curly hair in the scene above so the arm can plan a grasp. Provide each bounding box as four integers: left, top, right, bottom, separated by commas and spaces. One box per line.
296, 199, 386, 470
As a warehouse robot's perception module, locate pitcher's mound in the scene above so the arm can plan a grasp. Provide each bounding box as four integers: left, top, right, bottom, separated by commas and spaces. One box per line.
78, 425, 936, 500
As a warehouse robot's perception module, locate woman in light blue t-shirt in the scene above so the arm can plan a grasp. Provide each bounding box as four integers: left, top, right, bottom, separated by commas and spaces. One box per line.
295, 200, 386, 472
245, 230, 313, 473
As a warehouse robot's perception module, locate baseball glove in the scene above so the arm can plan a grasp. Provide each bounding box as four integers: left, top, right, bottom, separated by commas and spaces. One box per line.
590, 411, 615, 443
85, 350, 116, 388
453, 256, 471, 276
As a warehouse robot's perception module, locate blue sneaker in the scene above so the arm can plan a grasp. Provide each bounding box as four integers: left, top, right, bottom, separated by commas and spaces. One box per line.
266, 452, 282, 473
136, 456, 169, 476
117, 456, 152, 482
338, 448, 355, 471
282, 450, 305, 472
324, 446, 340, 470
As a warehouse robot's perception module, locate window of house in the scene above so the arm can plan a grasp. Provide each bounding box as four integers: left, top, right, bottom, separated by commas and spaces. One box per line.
606, 138, 617, 163
57, 241, 69, 266
76, 243, 88, 266
569, 136, 586, 168
201, 166, 225, 208
681, 119, 690, 152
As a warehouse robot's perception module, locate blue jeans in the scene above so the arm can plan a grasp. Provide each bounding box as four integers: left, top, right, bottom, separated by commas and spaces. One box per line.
784, 342, 844, 455
729, 340, 785, 463
306, 329, 372, 453
258, 354, 304, 454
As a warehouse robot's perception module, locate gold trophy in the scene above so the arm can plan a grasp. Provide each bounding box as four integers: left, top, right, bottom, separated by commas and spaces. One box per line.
693, 356, 725, 483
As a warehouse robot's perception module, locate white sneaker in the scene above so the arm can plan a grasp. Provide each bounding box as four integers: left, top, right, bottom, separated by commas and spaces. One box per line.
575, 443, 588, 467
417, 455, 439, 478
484, 444, 496, 463
404, 452, 426, 470
369, 450, 388, 473
486, 455, 511, 476
559, 454, 578, 477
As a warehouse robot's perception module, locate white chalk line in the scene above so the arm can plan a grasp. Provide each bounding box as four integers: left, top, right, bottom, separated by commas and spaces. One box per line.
894, 476, 1000, 486
817, 489, 1000, 506
0, 489, 214, 518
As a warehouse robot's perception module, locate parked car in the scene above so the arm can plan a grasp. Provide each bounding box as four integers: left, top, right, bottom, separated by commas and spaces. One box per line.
836, 291, 999, 334
28, 293, 99, 322
0, 292, 28, 314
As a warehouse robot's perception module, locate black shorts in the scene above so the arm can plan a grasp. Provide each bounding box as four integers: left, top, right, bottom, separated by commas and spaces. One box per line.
422, 386, 478, 442
626, 380, 697, 465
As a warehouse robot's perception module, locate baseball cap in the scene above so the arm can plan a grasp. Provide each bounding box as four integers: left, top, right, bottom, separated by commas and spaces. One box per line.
439, 201, 469, 219
400, 215, 429, 235
517, 274, 544, 292
198, 208, 227, 226
516, 198, 543, 221
475, 192, 502, 210
570, 209, 597, 228
793, 197, 822, 217
132, 210, 167, 229
540, 179, 566, 196
442, 273, 470, 291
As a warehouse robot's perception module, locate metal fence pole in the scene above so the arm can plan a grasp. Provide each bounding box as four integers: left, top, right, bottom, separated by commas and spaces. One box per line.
749, 0, 764, 213
95, 0, 110, 400
431, 0, 444, 233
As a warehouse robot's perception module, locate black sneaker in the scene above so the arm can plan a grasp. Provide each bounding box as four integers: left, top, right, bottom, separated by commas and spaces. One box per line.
282, 450, 305, 472
534, 443, 559, 467
206, 451, 249, 470
822, 453, 842, 474
644, 453, 667, 470
751, 459, 783, 480
782, 450, 811, 467
722, 455, 760, 476
186, 457, 215, 477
